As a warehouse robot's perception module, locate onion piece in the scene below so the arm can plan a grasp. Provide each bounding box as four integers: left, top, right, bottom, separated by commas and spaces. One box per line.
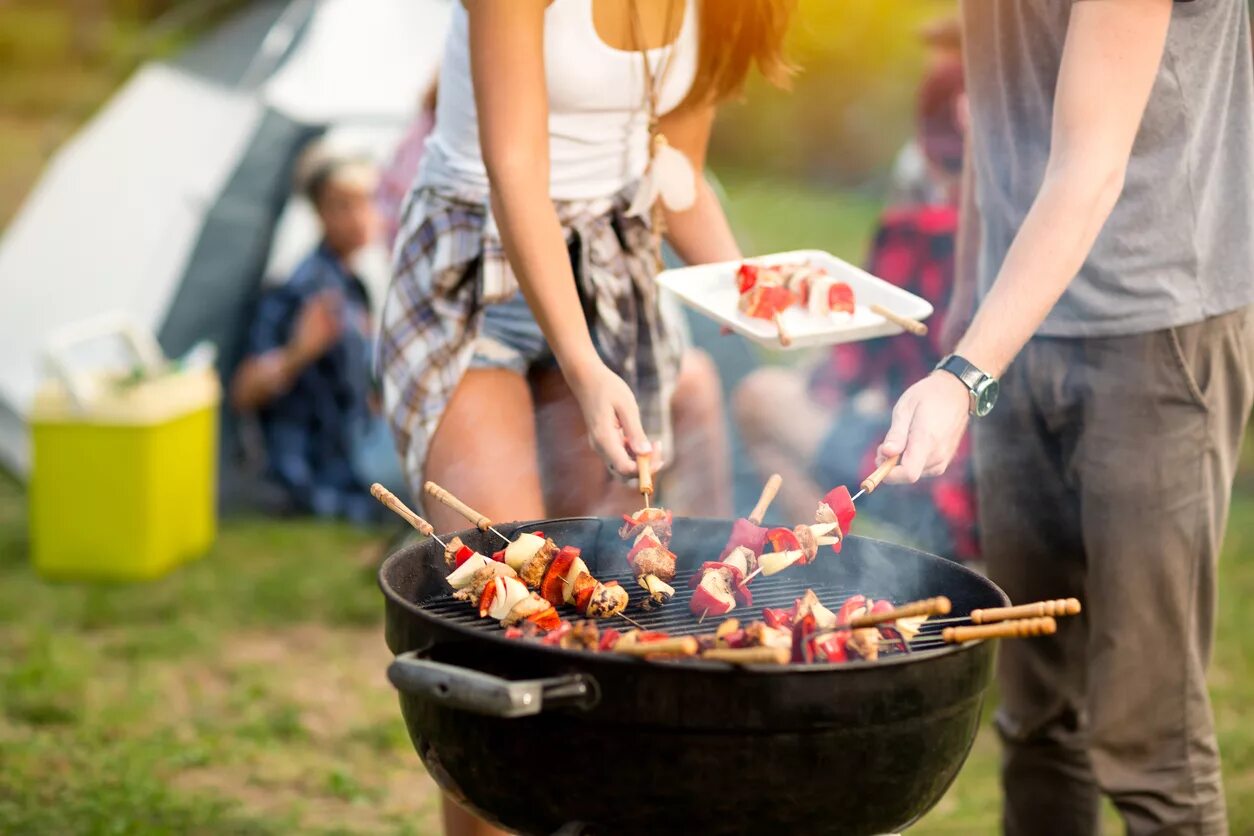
563, 557, 589, 604
446, 554, 491, 588
643, 574, 675, 601
490, 577, 531, 621
503, 533, 546, 572
757, 550, 804, 577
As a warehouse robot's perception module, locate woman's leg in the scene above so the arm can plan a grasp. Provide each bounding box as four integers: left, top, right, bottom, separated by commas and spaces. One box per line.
664, 348, 733, 518
731, 366, 831, 523
421, 367, 547, 532
419, 368, 544, 836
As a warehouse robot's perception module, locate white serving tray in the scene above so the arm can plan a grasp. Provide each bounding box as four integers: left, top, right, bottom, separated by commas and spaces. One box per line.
657, 249, 934, 350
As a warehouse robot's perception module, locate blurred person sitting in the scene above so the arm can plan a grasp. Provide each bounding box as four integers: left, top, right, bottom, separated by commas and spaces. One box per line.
231, 143, 404, 524
733, 59, 978, 561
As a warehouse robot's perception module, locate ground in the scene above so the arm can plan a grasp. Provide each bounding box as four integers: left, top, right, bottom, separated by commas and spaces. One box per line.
2, 178, 1253, 833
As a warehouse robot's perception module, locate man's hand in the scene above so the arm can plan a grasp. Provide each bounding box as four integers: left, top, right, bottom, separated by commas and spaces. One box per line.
287, 290, 343, 368
877, 372, 971, 484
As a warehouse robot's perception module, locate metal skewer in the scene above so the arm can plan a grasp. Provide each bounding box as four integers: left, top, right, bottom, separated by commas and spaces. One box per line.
371, 483, 446, 548
423, 481, 513, 545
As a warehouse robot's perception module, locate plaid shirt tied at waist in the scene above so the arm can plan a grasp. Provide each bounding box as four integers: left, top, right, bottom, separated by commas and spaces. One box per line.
379, 186, 685, 504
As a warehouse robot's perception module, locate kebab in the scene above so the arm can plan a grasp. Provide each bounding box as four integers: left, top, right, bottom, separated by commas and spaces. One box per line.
736, 261, 858, 347
370, 484, 564, 631
423, 482, 632, 620
622, 453, 679, 607
745, 453, 902, 582
686, 474, 784, 620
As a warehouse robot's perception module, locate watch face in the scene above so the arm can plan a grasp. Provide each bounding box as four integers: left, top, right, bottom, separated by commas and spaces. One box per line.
975, 378, 999, 417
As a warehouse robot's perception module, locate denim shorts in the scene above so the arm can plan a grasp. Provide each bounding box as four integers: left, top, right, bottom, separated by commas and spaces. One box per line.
467, 292, 559, 375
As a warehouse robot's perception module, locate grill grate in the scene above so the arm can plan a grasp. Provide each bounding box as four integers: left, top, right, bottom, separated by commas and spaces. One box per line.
417, 566, 951, 643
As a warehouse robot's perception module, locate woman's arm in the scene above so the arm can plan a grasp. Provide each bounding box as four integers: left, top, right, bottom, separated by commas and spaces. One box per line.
466, 0, 651, 475
658, 102, 742, 264
876, 0, 1174, 484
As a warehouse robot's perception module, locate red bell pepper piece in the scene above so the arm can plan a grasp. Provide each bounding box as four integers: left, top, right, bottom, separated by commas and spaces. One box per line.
491, 548, 507, 563
836, 594, 870, 626
540, 546, 579, 606
763, 607, 794, 630
478, 581, 498, 619
737, 263, 759, 294
766, 527, 801, 553
453, 545, 475, 567
813, 631, 849, 663
791, 612, 818, 664
743, 285, 795, 320
503, 627, 524, 640
525, 607, 562, 632
598, 628, 621, 652
827, 282, 855, 315
541, 621, 573, 646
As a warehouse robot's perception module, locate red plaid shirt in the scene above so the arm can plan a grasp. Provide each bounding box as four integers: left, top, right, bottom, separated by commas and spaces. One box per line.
809, 204, 979, 560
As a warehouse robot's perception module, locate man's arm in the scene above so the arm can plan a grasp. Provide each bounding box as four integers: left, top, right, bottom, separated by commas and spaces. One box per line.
879, 0, 1175, 484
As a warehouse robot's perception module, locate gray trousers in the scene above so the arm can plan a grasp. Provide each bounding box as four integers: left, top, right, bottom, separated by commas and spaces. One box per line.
976, 306, 1254, 836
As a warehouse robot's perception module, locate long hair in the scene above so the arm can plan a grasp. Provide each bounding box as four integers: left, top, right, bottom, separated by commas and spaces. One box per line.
683, 0, 798, 108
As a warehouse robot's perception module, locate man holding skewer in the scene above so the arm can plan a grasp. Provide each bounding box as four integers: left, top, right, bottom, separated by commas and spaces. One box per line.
875, 2, 1254, 834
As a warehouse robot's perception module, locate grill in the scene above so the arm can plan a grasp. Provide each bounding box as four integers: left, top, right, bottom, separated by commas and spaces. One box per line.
419, 565, 948, 650
380, 516, 1009, 836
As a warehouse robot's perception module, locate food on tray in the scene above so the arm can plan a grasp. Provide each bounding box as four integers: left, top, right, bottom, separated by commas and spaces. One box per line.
735, 262, 857, 320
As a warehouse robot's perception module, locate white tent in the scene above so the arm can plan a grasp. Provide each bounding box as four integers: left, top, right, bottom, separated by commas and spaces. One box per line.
0, 0, 451, 477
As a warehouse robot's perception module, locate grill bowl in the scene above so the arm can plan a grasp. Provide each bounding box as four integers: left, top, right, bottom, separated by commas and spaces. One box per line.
379, 516, 1007, 836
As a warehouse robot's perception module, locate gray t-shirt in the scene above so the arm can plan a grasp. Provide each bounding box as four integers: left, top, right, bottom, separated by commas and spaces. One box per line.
963, 0, 1254, 337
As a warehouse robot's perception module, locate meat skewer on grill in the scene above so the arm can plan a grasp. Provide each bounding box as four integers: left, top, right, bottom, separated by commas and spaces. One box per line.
369, 484, 563, 631
623, 453, 679, 608
744, 453, 902, 583
422, 482, 633, 621
690, 474, 786, 622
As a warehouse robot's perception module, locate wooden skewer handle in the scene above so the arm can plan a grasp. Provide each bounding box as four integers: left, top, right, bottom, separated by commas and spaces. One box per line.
702, 647, 790, 666
614, 637, 699, 658
774, 313, 792, 348
943, 617, 1057, 644
859, 454, 902, 496
371, 483, 434, 536
970, 598, 1082, 624
847, 596, 952, 629
748, 474, 783, 525
871, 303, 929, 336
636, 454, 654, 497
423, 481, 493, 531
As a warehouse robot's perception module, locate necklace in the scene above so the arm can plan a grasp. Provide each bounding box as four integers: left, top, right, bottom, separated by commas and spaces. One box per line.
626, 0, 697, 268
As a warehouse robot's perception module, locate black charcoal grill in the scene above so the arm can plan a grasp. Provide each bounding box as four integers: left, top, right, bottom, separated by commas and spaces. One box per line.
379, 516, 1008, 836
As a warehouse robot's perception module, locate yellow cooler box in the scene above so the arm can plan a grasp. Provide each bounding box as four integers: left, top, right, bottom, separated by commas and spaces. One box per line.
29, 365, 220, 581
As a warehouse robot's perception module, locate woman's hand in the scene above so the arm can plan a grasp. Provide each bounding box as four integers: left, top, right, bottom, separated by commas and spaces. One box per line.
875, 372, 970, 484
567, 361, 655, 477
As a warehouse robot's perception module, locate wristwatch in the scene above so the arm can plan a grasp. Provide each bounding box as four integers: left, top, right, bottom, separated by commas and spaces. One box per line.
935, 354, 999, 417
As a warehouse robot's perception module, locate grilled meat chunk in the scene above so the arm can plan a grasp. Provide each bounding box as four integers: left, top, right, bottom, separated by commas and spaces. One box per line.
585, 583, 629, 618
518, 538, 559, 589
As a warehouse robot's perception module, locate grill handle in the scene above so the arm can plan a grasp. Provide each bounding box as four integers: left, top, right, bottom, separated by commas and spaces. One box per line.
387, 652, 600, 718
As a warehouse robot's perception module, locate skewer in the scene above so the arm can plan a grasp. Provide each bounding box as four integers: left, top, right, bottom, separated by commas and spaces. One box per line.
371, 483, 446, 548
870, 303, 928, 337
636, 453, 653, 511
849, 453, 901, 503
928, 598, 1082, 626
699, 474, 785, 621
423, 481, 512, 545
613, 636, 700, 658
773, 312, 792, 348
742, 455, 903, 585
618, 612, 646, 630
747, 473, 783, 526
701, 646, 790, 666
844, 596, 951, 629
877, 615, 1060, 649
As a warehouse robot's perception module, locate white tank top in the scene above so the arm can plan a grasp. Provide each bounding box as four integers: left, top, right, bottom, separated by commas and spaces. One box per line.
419, 0, 699, 201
